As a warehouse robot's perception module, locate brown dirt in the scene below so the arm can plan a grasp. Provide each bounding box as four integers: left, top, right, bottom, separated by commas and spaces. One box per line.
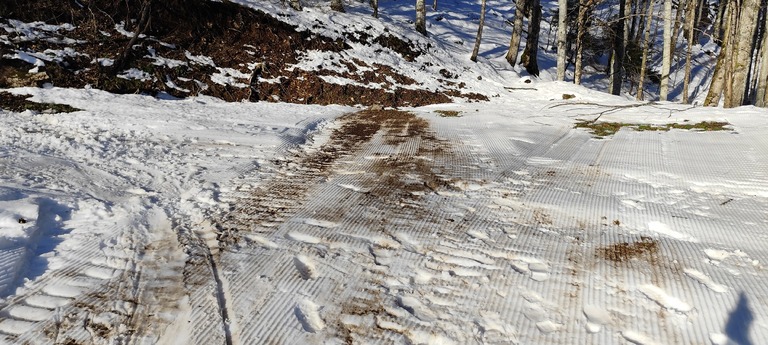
1, 0, 487, 106
0, 91, 80, 113
597, 237, 659, 263
223, 109, 460, 246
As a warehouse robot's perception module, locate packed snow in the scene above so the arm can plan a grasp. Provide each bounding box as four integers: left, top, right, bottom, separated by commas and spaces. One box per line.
2, 0, 768, 344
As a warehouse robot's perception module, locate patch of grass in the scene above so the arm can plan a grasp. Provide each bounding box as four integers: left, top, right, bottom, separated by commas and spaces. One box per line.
0, 92, 81, 113
575, 121, 731, 138
434, 110, 461, 117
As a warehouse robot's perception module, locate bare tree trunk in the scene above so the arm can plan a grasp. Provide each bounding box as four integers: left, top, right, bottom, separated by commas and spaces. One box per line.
556, 0, 568, 80
682, 0, 696, 103
713, 0, 728, 44
416, 0, 427, 36
609, 0, 627, 95
433, 0, 437, 10
757, 7, 768, 107
668, 0, 685, 67
634, 0, 650, 42
722, 1, 739, 107
471, 0, 487, 62
113, 0, 152, 74
728, 0, 761, 107
522, 0, 542, 76
636, 0, 654, 100
506, 0, 529, 66
574, 0, 592, 85
370, 0, 378, 17
704, 1, 732, 106
660, 0, 673, 100
331, 0, 345, 12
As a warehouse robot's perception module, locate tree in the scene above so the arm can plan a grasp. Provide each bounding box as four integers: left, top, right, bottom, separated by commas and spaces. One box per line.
556, 0, 568, 80
756, 7, 768, 107
471, 0, 488, 62
636, 0, 655, 100
705, 0, 762, 107
331, 0, 345, 12
704, 1, 733, 106
728, 0, 761, 107
416, 0, 427, 36
608, 0, 628, 95
113, 0, 153, 74
574, 0, 596, 85
521, 0, 542, 76
370, 0, 378, 17
433, 0, 438, 10
681, 0, 696, 103
660, 0, 673, 101
506, 0, 529, 66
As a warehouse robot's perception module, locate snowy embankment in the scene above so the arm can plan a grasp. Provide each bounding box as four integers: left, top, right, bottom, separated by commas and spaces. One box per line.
1, 82, 767, 344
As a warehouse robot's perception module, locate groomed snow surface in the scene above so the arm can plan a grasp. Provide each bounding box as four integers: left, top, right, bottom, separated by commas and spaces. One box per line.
1, 83, 767, 344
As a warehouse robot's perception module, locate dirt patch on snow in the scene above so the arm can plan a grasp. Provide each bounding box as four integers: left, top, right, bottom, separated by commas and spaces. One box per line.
0, 91, 80, 113
222, 109, 461, 245
597, 237, 659, 263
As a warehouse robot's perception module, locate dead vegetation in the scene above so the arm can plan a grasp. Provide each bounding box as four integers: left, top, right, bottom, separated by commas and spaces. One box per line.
0, 92, 80, 113
597, 237, 659, 263
1, 0, 486, 106
575, 121, 731, 138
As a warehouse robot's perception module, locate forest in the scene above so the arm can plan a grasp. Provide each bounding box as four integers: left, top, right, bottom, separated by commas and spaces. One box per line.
295, 0, 768, 107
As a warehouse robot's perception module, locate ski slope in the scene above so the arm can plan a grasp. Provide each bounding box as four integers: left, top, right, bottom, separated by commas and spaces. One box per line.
1, 85, 767, 344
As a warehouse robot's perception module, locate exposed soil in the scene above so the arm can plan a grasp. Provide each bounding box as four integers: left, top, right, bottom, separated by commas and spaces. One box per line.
0, 91, 80, 113
222, 109, 460, 246
1, 0, 487, 107
597, 237, 659, 263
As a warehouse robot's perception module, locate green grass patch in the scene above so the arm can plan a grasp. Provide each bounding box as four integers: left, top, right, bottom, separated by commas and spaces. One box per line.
434, 110, 461, 117
1, 92, 81, 113
575, 121, 731, 138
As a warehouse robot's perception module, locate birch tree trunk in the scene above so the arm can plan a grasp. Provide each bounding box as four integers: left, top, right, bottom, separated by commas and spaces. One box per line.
636, 0, 654, 100
506, 0, 529, 66
660, 0, 673, 101
521, 0, 542, 76
556, 0, 568, 80
756, 8, 768, 107
416, 0, 427, 36
433, 0, 437, 10
682, 0, 696, 103
728, 0, 761, 107
471, 0, 487, 62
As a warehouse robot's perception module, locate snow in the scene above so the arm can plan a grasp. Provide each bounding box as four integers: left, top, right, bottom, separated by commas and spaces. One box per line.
2, 1, 768, 344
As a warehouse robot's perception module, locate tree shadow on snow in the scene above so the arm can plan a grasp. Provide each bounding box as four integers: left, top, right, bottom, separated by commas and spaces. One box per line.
725, 292, 754, 345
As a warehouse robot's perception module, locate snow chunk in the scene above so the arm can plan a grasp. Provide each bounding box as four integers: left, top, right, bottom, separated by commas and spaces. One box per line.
295, 299, 325, 332
638, 284, 692, 312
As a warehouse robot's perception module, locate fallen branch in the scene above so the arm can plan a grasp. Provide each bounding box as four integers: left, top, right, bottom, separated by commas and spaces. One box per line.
504, 87, 538, 91
547, 101, 695, 123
